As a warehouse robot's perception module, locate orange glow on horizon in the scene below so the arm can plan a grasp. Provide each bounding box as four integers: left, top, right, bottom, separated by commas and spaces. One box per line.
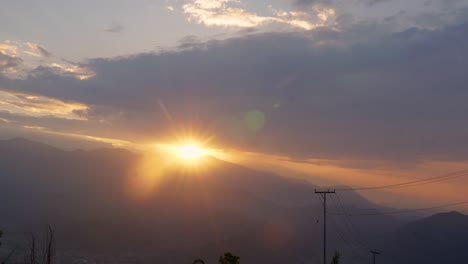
127, 138, 226, 200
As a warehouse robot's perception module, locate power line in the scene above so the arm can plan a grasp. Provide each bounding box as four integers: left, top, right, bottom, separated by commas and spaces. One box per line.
326, 205, 368, 264
331, 193, 371, 249
330, 201, 468, 216
328, 201, 409, 264
322, 194, 371, 263
329, 196, 364, 248
335, 169, 468, 191
329, 195, 366, 249
330, 195, 382, 264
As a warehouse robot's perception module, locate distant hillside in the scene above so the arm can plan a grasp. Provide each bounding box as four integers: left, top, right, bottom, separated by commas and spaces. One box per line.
382, 211, 468, 264
0, 138, 400, 264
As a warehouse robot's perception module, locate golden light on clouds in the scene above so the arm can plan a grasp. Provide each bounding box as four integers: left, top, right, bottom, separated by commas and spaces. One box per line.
316, 8, 336, 22
0, 40, 95, 80
182, 0, 334, 30
44, 63, 95, 80
0, 41, 20, 56
21, 125, 131, 148
0, 90, 89, 120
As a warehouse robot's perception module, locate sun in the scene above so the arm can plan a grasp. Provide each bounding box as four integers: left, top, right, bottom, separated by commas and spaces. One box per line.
152, 136, 225, 164
176, 144, 206, 160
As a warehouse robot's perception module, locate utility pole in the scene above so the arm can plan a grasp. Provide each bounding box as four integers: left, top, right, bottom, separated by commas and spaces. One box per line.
371, 250, 381, 264
315, 189, 336, 264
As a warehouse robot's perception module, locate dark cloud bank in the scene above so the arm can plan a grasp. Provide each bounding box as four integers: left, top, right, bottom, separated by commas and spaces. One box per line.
2, 20, 468, 162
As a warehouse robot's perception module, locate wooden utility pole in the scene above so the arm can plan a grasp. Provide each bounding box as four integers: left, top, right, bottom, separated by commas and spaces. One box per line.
315, 189, 336, 264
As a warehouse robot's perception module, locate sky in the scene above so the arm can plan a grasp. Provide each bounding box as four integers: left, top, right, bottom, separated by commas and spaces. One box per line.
2, 0, 468, 207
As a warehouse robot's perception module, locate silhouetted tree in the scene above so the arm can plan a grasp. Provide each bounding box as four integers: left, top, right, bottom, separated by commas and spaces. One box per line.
28, 233, 36, 264
0, 230, 17, 264
22, 225, 54, 264
42, 225, 55, 264
192, 259, 205, 264
330, 252, 341, 264
218, 252, 240, 264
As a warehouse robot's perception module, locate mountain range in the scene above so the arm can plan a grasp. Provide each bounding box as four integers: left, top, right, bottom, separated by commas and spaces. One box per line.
0, 138, 466, 264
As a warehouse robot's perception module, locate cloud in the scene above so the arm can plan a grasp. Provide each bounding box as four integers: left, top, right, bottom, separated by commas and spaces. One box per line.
293, 0, 392, 7
0, 90, 88, 120
364, 0, 392, 6
0, 40, 51, 58
105, 22, 124, 33
0, 40, 94, 80
0, 42, 19, 55
0, 114, 130, 150
24, 42, 52, 58
18, 124, 131, 147
0, 52, 23, 75
182, 0, 334, 30
30, 63, 96, 80
181, 0, 468, 34
292, 0, 327, 6
292, 0, 468, 31
1, 20, 468, 162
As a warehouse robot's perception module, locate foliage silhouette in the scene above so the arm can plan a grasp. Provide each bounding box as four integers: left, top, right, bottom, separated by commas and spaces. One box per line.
330, 252, 341, 264
219, 252, 240, 264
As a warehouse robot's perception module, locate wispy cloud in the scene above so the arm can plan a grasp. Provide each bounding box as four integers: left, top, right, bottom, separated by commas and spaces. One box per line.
0, 40, 94, 80
182, 0, 335, 30
20, 124, 131, 148
32, 62, 96, 80
105, 22, 124, 33
0, 40, 51, 58
0, 90, 88, 120
23, 42, 52, 58
166, 5, 175, 11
